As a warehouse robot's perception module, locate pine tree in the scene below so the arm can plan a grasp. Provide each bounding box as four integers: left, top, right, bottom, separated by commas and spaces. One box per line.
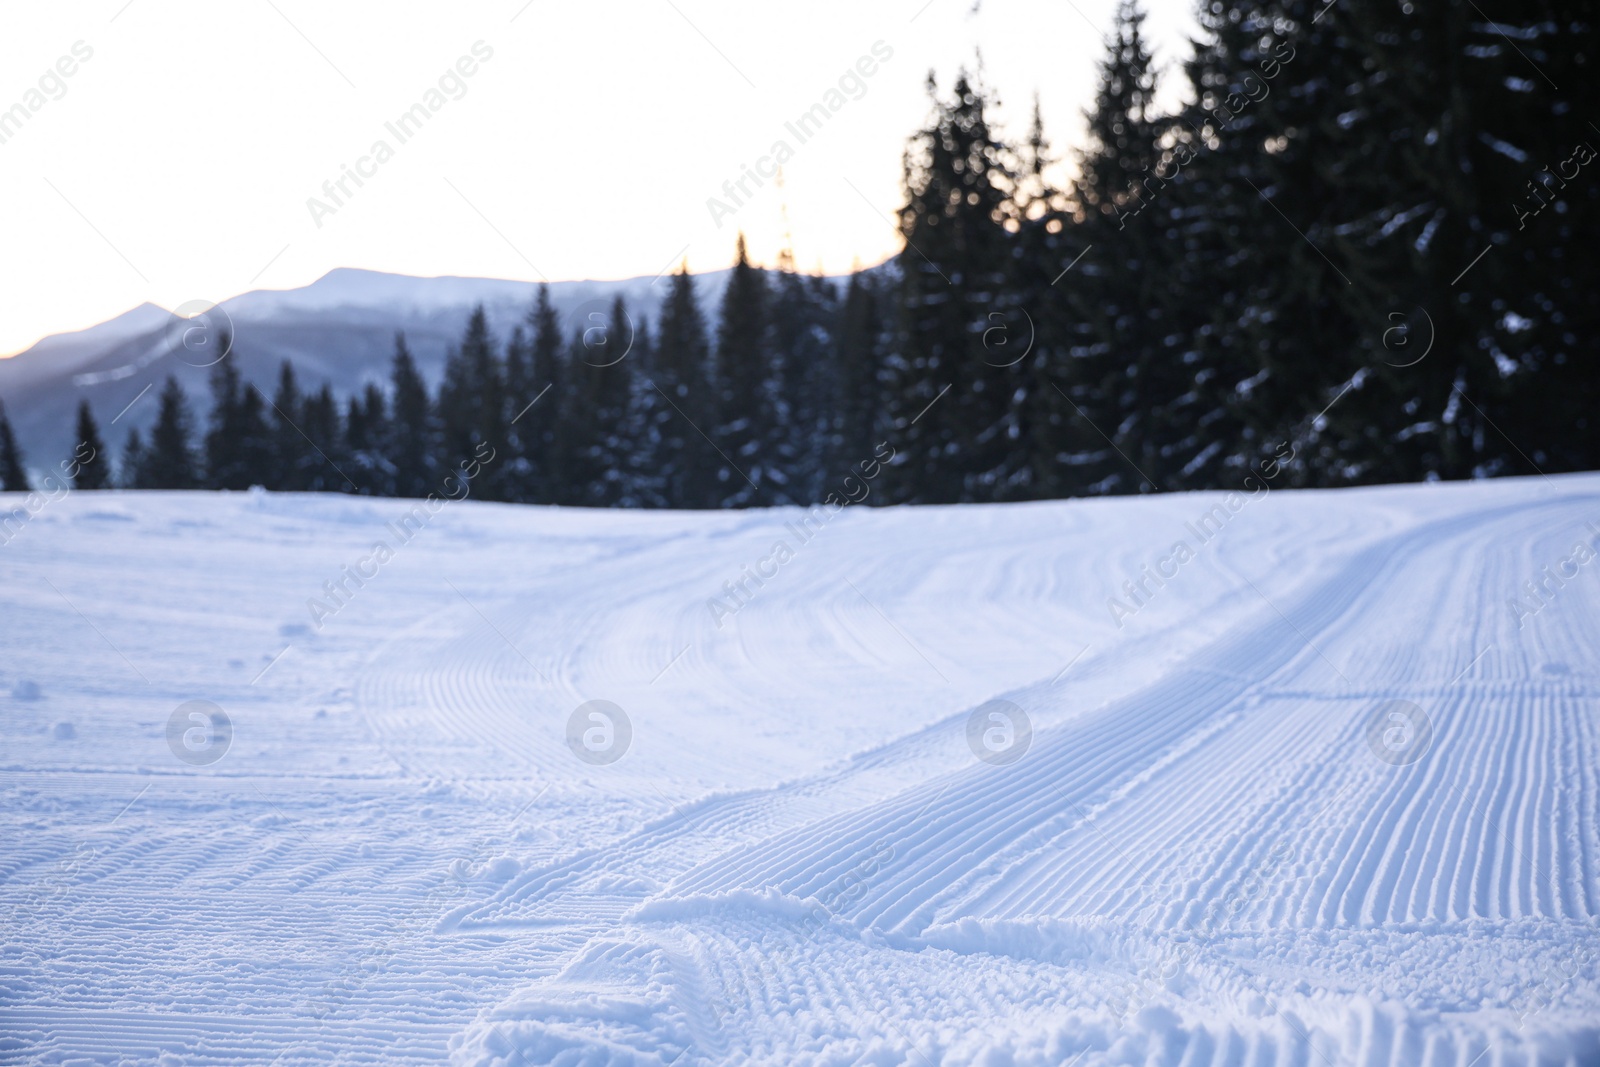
714, 235, 773, 505
1071, 0, 1174, 493
622, 316, 666, 507
1075, 1, 1161, 221
1011, 98, 1101, 500
301, 383, 344, 492
270, 361, 307, 490
1289, 0, 1600, 481
235, 386, 274, 489
205, 353, 248, 489
1171, 0, 1363, 489
387, 333, 437, 499
438, 306, 506, 499
72, 401, 111, 490
767, 269, 838, 501
652, 263, 718, 508
524, 284, 564, 503
894, 71, 1023, 503
833, 271, 888, 478
142, 376, 200, 489
0, 400, 27, 491
502, 323, 533, 502
121, 428, 145, 489
564, 296, 638, 506
344, 382, 391, 495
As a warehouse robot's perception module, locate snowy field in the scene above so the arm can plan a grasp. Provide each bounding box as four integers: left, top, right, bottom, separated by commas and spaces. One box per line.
3, 475, 1599, 1066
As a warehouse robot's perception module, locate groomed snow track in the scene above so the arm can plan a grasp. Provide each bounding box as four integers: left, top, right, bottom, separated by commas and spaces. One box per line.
3, 476, 1598, 1065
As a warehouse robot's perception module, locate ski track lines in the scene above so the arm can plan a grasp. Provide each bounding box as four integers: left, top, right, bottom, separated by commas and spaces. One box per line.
4, 482, 1600, 1066
455, 488, 1600, 1065
664, 498, 1547, 924
4, 773, 577, 1066
353, 501, 1139, 790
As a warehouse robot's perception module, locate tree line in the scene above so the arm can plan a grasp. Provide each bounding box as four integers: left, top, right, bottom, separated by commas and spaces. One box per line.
0, 256, 884, 508
2, 0, 1593, 505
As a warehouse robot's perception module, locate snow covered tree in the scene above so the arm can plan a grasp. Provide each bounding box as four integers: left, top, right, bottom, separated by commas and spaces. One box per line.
1312, 0, 1600, 481
1070, 0, 1177, 493
893, 71, 1024, 503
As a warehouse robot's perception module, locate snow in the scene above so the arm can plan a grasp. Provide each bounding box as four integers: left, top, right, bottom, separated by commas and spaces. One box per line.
3, 475, 1599, 1066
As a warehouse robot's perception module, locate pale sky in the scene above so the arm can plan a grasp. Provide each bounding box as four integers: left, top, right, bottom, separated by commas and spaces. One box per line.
0, 0, 1197, 357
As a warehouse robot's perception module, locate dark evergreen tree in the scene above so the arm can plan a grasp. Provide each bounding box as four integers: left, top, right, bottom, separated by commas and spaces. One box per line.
563, 296, 637, 506
235, 386, 274, 489
1010, 98, 1102, 500
300, 383, 344, 492
893, 71, 1025, 503
622, 316, 666, 507
833, 270, 890, 477
0, 400, 27, 491
524, 284, 565, 503
1069, 0, 1179, 493
1164, 0, 1363, 490
204, 351, 261, 490
72, 400, 112, 490
714, 235, 774, 505
387, 333, 437, 499
270, 361, 307, 491
652, 263, 719, 508
767, 269, 838, 501
141, 375, 201, 489
437, 305, 506, 499
344, 382, 391, 495
120, 428, 145, 489
502, 323, 534, 502
1283, 0, 1600, 481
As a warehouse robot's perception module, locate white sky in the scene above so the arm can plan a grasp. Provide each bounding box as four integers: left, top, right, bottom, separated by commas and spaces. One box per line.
0, 0, 1197, 357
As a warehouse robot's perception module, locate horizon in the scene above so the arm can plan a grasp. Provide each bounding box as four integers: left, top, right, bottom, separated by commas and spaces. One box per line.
0, 256, 890, 360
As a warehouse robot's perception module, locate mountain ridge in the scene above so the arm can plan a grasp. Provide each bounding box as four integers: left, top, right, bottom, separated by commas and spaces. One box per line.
0, 263, 802, 478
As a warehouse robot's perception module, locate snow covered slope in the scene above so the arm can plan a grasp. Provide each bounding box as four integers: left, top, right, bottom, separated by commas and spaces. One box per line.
3, 476, 1598, 1066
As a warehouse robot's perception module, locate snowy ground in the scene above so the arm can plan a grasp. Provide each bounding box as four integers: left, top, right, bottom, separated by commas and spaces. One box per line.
3, 475, 1599, 1066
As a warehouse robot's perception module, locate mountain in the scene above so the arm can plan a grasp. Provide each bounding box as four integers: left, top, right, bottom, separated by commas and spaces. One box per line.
0, 266, 741, 478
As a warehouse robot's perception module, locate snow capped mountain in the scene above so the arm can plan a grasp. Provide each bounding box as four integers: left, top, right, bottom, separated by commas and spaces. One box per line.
0, 266, 739, 476
0, 302, 172, 391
